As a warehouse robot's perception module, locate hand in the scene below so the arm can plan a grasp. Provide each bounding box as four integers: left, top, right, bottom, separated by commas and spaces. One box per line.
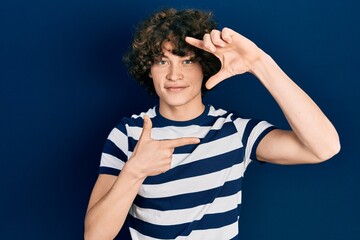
185, 27, 263, 89
124, 115, 200, 179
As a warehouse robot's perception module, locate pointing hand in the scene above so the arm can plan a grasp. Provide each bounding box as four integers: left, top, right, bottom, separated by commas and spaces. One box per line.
125, 115, 200, 179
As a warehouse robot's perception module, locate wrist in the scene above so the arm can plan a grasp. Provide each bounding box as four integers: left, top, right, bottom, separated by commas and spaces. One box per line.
121, 159, 146, 182
249, 50, 271, 75
249, 51, 281, 86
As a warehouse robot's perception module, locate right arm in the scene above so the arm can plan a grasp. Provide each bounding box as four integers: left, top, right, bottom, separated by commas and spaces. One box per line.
84, 116, 200, 239
84, 169, 144, 240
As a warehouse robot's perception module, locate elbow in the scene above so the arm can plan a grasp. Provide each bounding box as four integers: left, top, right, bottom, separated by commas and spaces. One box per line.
84, 230, 91, 240
84, 217, 117, 240
84, 219, 94, 240
84, 228, 91, 240
84, 226, 106, 240
84, 216, 100, 240
84, 223, 107, 240
84, 230, 116, 240
313, 138, 341, 163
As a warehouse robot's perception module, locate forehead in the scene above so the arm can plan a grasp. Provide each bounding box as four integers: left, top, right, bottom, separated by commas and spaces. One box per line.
161, 41, 194, 57
162, 41, 175, 52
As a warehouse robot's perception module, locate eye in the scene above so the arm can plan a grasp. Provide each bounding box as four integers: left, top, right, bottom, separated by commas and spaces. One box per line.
156, 60, 167, 65
183, 59, 193, 64
154, 58, 168, 65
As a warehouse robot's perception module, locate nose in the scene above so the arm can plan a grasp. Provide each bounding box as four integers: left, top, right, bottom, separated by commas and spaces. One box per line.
166, 64, 183, 81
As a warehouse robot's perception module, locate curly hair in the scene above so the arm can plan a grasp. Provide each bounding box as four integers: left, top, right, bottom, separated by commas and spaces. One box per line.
123, 8, 221, 95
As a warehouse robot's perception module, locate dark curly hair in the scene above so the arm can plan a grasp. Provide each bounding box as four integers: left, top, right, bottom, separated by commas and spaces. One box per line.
123, 8, 221, 95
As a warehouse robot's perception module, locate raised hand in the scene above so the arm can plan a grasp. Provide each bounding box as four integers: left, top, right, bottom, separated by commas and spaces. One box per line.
125, 115, 200, 179
185, 27, 263, 89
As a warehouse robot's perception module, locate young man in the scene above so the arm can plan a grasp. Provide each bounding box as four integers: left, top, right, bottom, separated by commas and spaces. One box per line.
84, 8, 340, 240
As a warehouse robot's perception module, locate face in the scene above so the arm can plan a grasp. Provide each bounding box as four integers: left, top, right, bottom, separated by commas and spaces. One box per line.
150, 41, 204, 112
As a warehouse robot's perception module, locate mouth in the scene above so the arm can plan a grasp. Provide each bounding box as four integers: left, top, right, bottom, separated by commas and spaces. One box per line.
165, 86, 188, 92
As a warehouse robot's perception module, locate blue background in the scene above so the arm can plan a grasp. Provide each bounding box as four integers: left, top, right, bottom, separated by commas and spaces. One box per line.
1, 0, 359, 239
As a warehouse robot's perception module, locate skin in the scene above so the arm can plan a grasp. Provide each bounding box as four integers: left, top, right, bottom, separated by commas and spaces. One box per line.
84, 27, 340, 239
149, 41, 205, 121
185, 27, 340, 163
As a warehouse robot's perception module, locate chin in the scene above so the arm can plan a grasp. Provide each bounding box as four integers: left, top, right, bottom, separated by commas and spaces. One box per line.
160, 96, 193, 108
159, 90, 202, 109
165, 101, 190, 108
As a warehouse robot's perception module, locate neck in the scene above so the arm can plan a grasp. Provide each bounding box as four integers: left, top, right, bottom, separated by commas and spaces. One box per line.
159, 102, 205, 121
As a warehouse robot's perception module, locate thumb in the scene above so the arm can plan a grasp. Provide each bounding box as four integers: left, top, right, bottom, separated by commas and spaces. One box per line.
205, 70, 232, 89
139, 115, 152, 140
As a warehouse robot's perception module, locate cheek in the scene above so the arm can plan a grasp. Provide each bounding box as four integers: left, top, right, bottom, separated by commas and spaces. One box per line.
149, 67, 154, 79
149, 68, 160, 85
150, 66, 166, 81
194, 64, 204, 78
190, 68, 204, 87
152, 79, 161, 94
150, 75, 163, 96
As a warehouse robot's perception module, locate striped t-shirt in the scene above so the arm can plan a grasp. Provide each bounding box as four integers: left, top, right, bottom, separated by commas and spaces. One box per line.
99, 105, 275, 239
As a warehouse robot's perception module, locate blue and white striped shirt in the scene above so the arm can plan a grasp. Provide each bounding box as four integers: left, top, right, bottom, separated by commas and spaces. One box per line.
99, 105, 276, 239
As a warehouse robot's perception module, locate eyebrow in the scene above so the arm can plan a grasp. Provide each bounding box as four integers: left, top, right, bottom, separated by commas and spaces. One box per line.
161, 53, 195, 58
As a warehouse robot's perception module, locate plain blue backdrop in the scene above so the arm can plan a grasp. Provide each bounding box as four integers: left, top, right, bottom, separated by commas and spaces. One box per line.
1, 0, 359, 239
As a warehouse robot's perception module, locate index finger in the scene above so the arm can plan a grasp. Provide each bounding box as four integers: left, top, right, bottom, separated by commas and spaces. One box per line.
185, 36, 207, 51
164, 137, 200, 148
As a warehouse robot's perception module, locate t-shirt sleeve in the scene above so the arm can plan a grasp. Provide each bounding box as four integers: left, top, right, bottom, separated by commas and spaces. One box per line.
233, 116, 277, 166
99, 121, 129, 176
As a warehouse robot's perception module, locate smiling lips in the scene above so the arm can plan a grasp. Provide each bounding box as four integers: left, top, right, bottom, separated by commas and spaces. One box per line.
165, 85, 188, 92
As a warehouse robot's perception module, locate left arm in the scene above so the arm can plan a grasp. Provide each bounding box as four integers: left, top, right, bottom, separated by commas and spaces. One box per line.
186, 28, 340, 164
251, 52, 340, 164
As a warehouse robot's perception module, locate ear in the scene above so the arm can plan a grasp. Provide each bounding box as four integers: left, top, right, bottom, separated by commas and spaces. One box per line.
149, 72, 152, 78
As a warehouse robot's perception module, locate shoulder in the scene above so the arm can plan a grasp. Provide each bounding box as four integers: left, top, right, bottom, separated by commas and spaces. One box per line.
207, 105, 229, 117
117, 106, 157, 128
105, 106, 157, 140
208, 105, 248, 125
208, 105, 275, 139
208, 105, 251, 120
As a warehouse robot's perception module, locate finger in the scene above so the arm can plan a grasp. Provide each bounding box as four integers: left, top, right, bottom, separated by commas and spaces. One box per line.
210, 29, 226, 47
185, 36, 205, 50
221, 27, 234, 43
185, 36, 216, 53
203, 33, 216, 52
139, 115, 152, 140
164, 137, 200, 148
